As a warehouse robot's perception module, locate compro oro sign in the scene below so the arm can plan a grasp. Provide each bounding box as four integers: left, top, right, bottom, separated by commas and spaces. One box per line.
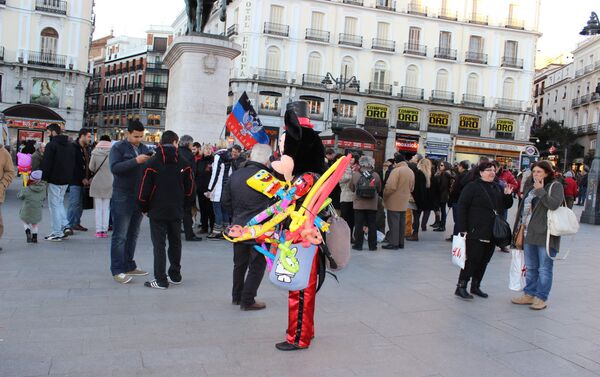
427, 111, 450, 132
458, 114, 481, 135
397, 107, 420, 131
495, 118, 515, 134
365, 104, 389, 128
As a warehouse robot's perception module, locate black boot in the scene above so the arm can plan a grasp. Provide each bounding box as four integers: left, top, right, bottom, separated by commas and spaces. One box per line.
32, 234, 38, 243
275, 341, 307, 351
25, 229, 32, 243
470, 279, 488, 298
455, 280, 474, 299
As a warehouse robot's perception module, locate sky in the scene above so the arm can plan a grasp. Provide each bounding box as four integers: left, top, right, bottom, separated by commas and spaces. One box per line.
92, 0, 597, 63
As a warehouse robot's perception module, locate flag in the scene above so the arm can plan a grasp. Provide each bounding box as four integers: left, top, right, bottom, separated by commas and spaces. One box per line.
225, 92, 270, 149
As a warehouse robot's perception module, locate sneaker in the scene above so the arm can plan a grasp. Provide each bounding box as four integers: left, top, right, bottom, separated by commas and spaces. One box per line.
168, 276, 182, 285
102, 232, 109, 238
207, 231, 223, 240
530, 297, 547, 310
44, 234, 64, 242
62, 228, 74, 237
144, 280, 168, 290
511, 294, 535, 305
113, 273, 133, 284
95, 232, 103, 238
73, 224, 88, 231
126, 268, 148, 276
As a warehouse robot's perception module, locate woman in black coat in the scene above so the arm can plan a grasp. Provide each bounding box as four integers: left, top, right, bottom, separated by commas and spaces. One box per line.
195, 145, 215, 233
455, 161, 514, 299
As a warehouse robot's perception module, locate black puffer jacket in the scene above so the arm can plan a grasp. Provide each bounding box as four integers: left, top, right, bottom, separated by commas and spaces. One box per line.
195, 154, 213, 193
457, 178, 513, 241
41, 135, 75, 185
179, 146, 196, 205
221, 161, 274, 226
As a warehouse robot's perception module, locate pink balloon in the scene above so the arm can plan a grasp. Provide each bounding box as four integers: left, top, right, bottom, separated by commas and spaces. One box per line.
272, 155, 295, 182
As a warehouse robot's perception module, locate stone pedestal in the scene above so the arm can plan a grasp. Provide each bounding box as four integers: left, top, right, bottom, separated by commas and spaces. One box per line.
163, 34, 240, 144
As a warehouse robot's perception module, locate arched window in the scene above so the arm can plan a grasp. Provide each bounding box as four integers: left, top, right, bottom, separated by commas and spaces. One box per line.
466, 73, 479, 94
435, 69, 448, 91
405, 65, 418, 88
266, 46, 281, 71
40, 27, 59, 56
502, 77, 515, 99
307, 52, 322, 76
583, 110, 589, 125
372, 60, 388, 85
341, 56, 354, 76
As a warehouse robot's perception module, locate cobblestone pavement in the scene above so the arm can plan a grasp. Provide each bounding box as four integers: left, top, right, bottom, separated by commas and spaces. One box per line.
1, 180, 600, 377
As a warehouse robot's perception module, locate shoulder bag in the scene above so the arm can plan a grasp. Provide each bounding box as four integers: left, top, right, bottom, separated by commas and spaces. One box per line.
479, 183, 512, 248
546, 182, 579, 260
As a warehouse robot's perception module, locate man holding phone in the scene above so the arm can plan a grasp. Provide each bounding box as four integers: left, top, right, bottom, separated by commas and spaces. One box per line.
109, 120, 151, 284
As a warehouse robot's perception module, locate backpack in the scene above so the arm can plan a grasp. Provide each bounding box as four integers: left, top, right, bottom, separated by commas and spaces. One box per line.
356, 171, 376, 199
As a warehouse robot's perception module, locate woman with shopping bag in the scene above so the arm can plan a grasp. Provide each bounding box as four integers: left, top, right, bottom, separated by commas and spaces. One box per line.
455, 161, 514, 299
511, 161, 564, 310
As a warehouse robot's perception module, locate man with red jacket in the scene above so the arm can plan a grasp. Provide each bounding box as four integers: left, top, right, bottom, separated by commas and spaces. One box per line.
563, 171, 578, 209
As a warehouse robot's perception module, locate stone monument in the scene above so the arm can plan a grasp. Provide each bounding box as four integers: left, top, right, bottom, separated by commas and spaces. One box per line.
163, 34, 240, 144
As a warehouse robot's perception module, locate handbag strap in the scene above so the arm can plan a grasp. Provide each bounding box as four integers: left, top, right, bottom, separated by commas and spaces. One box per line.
545, 182, 569, 261
478, 182, 499, 215
92, 155, 109, 176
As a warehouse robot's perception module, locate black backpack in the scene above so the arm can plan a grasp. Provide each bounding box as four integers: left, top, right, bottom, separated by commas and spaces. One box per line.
356, 171, 376, 199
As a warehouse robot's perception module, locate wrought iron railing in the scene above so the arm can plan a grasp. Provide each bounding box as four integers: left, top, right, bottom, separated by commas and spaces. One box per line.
339, 33, 363, 47
257, 68, 287, 83
263, 22, 289, 37
226, 24, 238, 37
462, 94, 485, 107
434, 47, 457, 60
35, 0, 67, 15
372, 38, 395, 52
403, 43, 427, 56
368, 82, 392, 95
305, 28, 330, 43
468, 13, 488, 25
26, 50, 67, 68
431, 90, 455, 103
465, 51, 488, 64
407, 2, 427, 16
501, 56, 523, 69
496, 98, 523, 110
400, 86, 424, 100
302, 74, 325, 87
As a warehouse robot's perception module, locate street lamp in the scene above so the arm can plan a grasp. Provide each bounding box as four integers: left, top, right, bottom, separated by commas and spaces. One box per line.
322, 67, 359, 151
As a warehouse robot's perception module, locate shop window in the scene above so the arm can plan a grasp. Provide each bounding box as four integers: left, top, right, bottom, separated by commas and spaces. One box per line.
333, 103, 356, 118
259, 93, 281, 112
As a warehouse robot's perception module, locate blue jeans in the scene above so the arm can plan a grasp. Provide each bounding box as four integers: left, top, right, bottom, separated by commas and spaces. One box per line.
212, 201, 229, 226
47, 184, 69, 237
110, 190, 143, 275
524, 243, 557, 301
67, 185, 83, 227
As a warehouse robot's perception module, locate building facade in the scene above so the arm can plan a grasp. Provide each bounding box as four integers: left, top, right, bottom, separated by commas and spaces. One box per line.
84, 27, 172, 142
197, 0, 541, 169
0, 0, 94, 146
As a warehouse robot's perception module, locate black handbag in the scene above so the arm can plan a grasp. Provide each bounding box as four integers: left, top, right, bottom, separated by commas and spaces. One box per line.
480, 183, 512, 247
82, 186, 94, 210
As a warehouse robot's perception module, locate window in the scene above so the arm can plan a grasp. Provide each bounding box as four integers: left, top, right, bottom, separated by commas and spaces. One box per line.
504, 40, 518, 58
306, 100, 322, 115
591, 139, 597, 151
466, 73, 479, 94
502, 77, 515, 99
40, 27, 59, 56
124, 77, 128, 88
377, 22, 389, 39
270, 5, 283, 23
405, 65, 418, 87
266, 46, 281, 71
311, 11, 324, 29
435, 69, 448, 91
344, 17, 357, 35
439, 31, 451, 49
333, 102, 356, 118
372, 60, 388, 85
408, 27, 421, 45
307, 52, 322, 76
103, 97, 108, 108
259, 94, 281, 111
472, 0, 479, 16
341, 56, 354, 76
468, 36, 483, 53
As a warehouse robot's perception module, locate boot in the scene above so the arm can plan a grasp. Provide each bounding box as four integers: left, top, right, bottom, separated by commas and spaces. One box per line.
406, 233, 419, 241
455, 280, 474, 299
470, 279, 488, 298
25, 229, 32, 243
32, 234, 38, 243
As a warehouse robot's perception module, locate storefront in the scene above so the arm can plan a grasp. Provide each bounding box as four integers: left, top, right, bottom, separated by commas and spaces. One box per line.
2, 104, 66, 151
453, 136, 528, 169
364, 103, 390, 168
427, 110, 451, 134
395, 133, 419, 158
321, 127, 376, 158
396, 107, 421, 131
458, 114, 481, 137
495, 118, 516, 140
425, 133, 452, 160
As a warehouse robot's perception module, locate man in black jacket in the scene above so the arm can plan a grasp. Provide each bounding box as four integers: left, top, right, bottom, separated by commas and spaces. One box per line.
138, 131, 194, 289
41, 123, 76, 241
178, 135, 201, 242
221, 143, 273, 310
67, 128, 92, 232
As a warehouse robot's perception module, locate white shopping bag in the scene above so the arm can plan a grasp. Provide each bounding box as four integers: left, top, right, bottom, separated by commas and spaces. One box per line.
509, 249, 526, 291
451, 234, 466, 269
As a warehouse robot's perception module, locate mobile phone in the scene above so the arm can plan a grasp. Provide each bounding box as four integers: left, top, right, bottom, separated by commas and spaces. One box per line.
145, 151, 154, 156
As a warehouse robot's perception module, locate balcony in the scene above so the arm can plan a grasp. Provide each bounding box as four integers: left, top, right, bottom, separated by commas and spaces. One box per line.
505, 18, 525, 30
465, 51, 488, 64
126, 102, 140, 109
343, 0, 363, 5
585, 64, 593, 74
143, 102, 167, 110
372, 38, 395, 52
375, 1, 395, 11
434, 47, 457, 61
145, 82, 168, 90
339, 33, 363, 48
501, 56, 523, 69
368, 82, 392, 95
400, 86, 424, 100
438, 8, 457, 21
146, 63, 168, 71
431, 90, 455, 103
0, 46, 4, 61
257, 68, 287, 83
575, 68, 584, 77
35, 0, 67, 15
302, 74, 325, 88
496, 98, 522, 110
226, 24, 238, 37
305, 28, 330, 43
26, 50, 67, 68
576, 124, 598, 135
263, 22, 289, 37
403, 42, 427, 56
407, 2, 427, 16
462, 94, 485, 107
468, 13, 488, 25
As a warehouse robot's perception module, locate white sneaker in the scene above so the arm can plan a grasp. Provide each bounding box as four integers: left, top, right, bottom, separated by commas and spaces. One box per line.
113, 273, 133, 284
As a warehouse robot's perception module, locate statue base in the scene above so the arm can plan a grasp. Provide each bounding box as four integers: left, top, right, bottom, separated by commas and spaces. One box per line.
162, 34, 241, 144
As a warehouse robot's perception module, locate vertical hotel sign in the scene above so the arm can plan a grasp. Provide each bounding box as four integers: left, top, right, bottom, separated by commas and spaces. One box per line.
239, 1, 253, 78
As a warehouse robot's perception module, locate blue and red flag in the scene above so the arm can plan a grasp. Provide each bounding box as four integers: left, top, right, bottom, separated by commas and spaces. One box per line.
225, 92, 270, 149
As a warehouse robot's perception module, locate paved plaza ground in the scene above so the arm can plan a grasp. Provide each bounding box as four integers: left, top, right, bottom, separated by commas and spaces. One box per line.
1, 180, 600, 377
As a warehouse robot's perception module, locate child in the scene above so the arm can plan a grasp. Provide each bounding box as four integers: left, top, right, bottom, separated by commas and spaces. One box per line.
17, 170, 46, 243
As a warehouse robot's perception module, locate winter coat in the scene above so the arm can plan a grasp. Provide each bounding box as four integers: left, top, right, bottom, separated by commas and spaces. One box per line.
0, 146, 14, 203
513, 181, 564, 251
70, 141, 90, 186
41, 135, 75, 185
339, 166, 354, 203
383, 162, 415, 212
434, 171, 453, 203
195, 154, 213, 193
448, 171, 468, 205
457, 178, 514, 241
207, 150, 233, 202
31, 151, 43, 172
178, 147, 197, 206
17, 182, 46, 224
110, 139, 150, 196
89, 141, 113, 199
349, 170, 382, 211
221, 161, 274, 226
563, 177, 578, 198
137, 145, 194, 220
408, 164, 427, 210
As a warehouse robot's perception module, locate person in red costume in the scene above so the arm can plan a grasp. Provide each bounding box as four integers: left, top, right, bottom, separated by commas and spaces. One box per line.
276, 101, 326, 351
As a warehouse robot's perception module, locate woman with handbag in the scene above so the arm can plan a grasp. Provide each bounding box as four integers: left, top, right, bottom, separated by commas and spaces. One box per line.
89, 135, 113, 238
455, 161, 514, 299
511, 161, 563, 310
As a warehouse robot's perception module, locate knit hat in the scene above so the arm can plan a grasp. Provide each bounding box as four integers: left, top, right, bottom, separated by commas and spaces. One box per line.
29, 170, 42, 182
565, 171, 574, 178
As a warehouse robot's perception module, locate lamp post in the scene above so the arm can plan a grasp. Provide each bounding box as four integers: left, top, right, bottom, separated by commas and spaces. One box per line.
581, 12, 600, 224
322, 66, 359, 151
